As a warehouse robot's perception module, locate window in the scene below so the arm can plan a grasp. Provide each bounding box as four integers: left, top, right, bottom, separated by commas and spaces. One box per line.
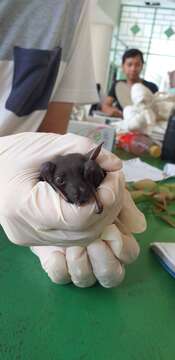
110, 4, 175, 89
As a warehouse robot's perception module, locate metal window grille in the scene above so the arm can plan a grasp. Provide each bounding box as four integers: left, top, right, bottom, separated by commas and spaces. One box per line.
109, 4, 175, 89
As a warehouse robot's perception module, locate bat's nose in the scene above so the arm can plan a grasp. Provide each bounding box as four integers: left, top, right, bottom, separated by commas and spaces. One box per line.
74, 188, 91, 205
79, 186, 87, 193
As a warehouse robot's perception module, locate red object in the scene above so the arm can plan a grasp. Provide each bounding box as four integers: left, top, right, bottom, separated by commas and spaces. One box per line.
117, 132, 153, 156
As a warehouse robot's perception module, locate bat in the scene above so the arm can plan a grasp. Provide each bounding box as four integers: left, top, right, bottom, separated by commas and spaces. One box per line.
38, 143, 106, 214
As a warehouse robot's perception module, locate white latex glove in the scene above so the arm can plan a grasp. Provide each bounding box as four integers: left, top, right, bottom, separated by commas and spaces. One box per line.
123, 104, 156, 131
154, 100, 175, 121
0, 132, 146, 287
131, 83, 154, 105
123, 105, 147, 130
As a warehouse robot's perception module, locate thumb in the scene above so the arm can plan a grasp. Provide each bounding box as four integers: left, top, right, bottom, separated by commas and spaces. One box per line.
97, 148, 122, 172
118, 189, 147, 234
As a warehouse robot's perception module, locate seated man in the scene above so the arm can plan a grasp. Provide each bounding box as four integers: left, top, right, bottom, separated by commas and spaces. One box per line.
102, 48, 158, 118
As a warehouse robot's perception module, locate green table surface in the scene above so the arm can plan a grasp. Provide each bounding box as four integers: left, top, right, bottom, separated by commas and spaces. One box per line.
0, 150, 175, 360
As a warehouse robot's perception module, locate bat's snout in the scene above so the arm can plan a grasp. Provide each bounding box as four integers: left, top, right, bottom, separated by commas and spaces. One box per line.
66, 184, 92, 205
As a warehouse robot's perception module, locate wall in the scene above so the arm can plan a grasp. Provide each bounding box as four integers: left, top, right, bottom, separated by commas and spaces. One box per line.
91, 1, 121, 91
98, 0, 121, 25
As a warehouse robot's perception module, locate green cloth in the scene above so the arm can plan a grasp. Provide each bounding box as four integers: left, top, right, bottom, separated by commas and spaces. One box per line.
0, 150, 175, 360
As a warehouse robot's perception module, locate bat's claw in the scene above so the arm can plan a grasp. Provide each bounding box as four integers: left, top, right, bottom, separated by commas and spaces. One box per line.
95, 205, 103, 214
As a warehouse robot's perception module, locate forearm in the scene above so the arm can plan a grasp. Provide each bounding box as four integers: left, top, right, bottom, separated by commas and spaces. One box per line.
101, 104, 123, 118
38, 102, 73, 134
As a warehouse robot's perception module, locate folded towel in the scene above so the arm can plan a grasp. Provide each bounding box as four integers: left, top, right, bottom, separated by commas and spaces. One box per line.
150, 242, 175, 278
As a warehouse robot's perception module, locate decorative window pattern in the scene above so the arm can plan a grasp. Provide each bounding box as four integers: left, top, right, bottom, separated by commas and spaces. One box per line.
109, 4, 175, 89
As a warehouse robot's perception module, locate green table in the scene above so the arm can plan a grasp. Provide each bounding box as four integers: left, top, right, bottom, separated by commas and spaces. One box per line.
0, 151, 175, 360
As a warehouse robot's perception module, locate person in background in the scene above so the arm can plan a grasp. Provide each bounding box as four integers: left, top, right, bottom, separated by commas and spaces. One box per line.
102, 48, 158, 118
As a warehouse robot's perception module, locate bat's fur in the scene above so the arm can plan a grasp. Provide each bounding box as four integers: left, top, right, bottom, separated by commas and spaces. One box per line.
39, 143, 106, 214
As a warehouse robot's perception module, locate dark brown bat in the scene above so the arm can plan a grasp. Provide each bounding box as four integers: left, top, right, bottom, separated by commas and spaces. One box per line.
38, 143, 106, 214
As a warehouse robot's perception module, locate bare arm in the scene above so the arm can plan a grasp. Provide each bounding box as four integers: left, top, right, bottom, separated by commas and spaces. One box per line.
38, 102, 73, 134
101, 97, 123, 118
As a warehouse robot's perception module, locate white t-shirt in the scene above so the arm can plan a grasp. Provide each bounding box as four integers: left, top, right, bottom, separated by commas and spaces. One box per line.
0, 0, 98, 135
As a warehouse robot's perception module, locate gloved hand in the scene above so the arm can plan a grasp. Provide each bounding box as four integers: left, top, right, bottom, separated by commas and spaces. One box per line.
122, 84, 156, 131
0, 132, 146, 287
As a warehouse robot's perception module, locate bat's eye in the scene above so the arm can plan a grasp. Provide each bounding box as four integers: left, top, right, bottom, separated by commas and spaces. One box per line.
55, 176, 65, 186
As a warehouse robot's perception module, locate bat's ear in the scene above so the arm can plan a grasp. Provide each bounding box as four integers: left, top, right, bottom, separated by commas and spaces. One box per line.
39, 161, 56, 182
85, 142, 104, 160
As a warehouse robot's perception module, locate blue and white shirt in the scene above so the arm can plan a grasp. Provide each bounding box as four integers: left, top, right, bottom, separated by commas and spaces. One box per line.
0, 0, 98, 135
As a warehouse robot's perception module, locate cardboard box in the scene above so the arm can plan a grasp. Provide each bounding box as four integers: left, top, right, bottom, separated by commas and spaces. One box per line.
68, 120, 116, 151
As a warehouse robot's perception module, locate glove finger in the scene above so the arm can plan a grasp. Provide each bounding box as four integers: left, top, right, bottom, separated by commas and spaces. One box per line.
119, 234, 140, 264
97, 148, 122, 172
66, 247, 96, 288
97, 170, 125, 209
108, 233, 140, 265
87, 239, 125, 288
31, 246, 71, 284
0, 132, 121, 173
118, 189, 147, 234
101, 224, 123, 257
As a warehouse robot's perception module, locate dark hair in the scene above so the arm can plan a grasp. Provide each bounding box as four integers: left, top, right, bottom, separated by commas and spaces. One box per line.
122, 49, 144, 64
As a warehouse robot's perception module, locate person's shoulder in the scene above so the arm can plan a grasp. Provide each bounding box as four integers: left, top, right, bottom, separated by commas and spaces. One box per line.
142, 79, 159, 93
115, 80, 126, 85
110, 80, 126, 90
108, 80, 123, 97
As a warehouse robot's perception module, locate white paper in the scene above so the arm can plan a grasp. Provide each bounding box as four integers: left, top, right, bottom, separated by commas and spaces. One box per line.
122, 158, 167, 182
163, 163, 175, 177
